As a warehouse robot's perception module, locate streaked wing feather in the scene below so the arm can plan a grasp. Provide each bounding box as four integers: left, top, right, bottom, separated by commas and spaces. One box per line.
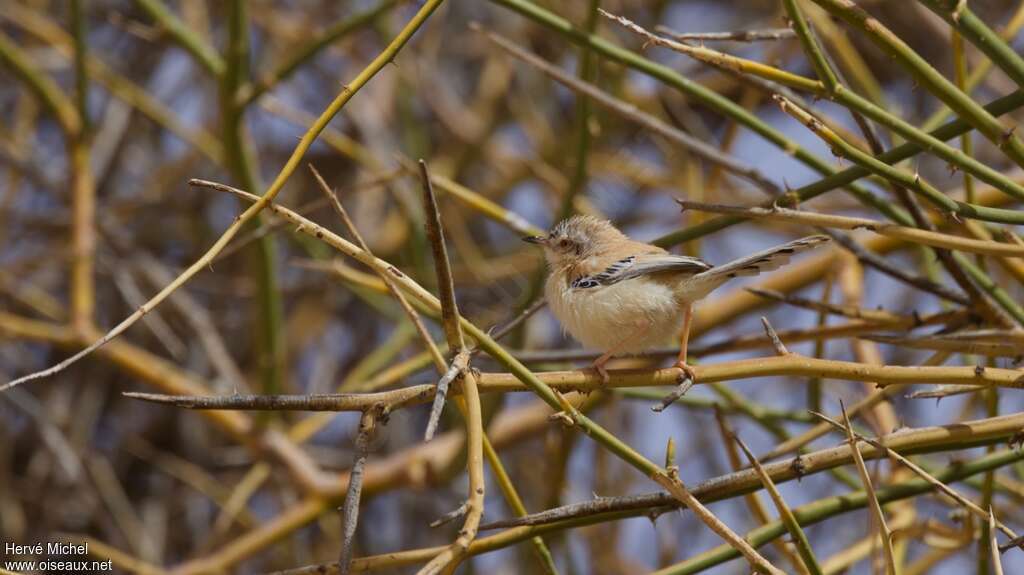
696, 235, 830, 280
572, 254, 710, 289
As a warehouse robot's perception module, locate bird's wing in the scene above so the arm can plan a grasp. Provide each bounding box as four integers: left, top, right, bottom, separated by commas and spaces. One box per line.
571, 253, 711, 289
694, 235, 830, 281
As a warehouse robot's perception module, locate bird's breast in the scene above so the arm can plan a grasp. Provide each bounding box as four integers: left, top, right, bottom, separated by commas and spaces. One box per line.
545, 275, 683, 353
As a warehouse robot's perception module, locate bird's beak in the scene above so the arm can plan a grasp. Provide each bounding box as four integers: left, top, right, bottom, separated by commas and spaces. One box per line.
522, 235, 546, 245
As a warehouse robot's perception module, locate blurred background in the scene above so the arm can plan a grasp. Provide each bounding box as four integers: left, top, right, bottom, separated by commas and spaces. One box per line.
3, 0, 1024, 573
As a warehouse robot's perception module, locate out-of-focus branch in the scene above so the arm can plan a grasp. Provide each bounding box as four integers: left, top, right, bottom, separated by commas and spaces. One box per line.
134, 0, 226, 75
237, 0, 400, 106
677, 200, 1024, 257
475, 24, 781, 196
0, 0, 447, 393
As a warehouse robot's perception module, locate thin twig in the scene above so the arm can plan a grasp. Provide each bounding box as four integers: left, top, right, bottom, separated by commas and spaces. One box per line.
121, 390, 430, 412
429, 502, 469, 528
655, 25, 796, 43
822, 229, 972, 305
734, 434, 824, 575
0, 0, 446, 393
810, 410, 1019, 540
416, 159, 484, 574
745, 287, 968, 322
839, 402, 896, 574
906, 384, 986, 399
419, 160, 466, 353
338, 408, 379, 574
475, 24, 781, 196
417, 159, 470, 442
998, 532, 1024, 553
677, 199, 1024, 257
712, 410, 810, 575
308, 163, 447, 374
423, 350, 469, 441
650, 375, 695, 412
990, 507, 1006, 575
861, 334, 1023, 358
760, 317, 789, 356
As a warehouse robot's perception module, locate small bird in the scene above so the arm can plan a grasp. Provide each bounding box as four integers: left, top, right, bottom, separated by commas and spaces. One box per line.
524, 215, 829, 382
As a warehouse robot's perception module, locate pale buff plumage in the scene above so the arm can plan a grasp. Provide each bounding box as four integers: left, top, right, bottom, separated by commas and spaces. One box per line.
525, 215, 829, 381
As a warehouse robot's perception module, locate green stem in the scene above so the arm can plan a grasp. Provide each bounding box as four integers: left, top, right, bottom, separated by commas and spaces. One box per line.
921, 0, 1024, 91
0, 31, 80, 134
236, 0, 400, 107
489, 0, 878, 207
811, 0, 1024, 169
783, 0, 838, 92
919, 2, 1024, 132
482, 438, 560, 574
626, 11, 1024, 204
559, 0, 600, 220
657, 449, 1024, 574
655, 89, 1024, 246
134, 0, 225, 75
70, 0, 89, 134
956, 254, 1024, 326
778, 95, 1024, 225
221, 0, 286, 395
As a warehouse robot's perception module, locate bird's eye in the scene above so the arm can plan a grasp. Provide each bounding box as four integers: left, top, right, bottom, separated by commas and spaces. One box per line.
558, 239, 571, 248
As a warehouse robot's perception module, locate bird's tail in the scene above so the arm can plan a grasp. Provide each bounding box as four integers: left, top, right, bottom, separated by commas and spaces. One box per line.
686, 235, 830, 298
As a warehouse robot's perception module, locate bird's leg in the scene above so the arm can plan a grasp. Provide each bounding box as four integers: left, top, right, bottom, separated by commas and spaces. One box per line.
590, 320, 650, 385
591, 352, 613, 385
674, 303, 697, 382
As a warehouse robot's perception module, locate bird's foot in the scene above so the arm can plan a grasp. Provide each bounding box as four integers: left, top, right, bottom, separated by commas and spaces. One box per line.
674, 360, 697, 383
590, 361, 611, 385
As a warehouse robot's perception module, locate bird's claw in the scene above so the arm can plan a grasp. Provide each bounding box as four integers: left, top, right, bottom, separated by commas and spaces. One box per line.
674, 361, 697, 383
591, 362, 610, 385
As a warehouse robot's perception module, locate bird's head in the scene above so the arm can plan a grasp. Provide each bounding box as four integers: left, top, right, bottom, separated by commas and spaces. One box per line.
523, 215, 627, 269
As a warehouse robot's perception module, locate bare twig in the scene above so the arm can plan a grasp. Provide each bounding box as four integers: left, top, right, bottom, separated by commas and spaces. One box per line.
429, 502, 469, 528
760, 317, 789, 356
478, 439, 1024, 531
998, 533, 1024, 553
906, 384, 986, 399
338, 408, 379, 574
655, 25, 797, 43
415, 159, 484, 574
862, 333, 1024, 358
677, 199, 1024, 257
423, 350, 469, 441
308, 163, 447, 370
840, 402, 896, 574
991, 507, 1006, 575
822, 229, 972, 305
712, 410, 810, 575
651, 375, 695, 412
810, 410, 1019, 540
476, 24, 781, 196
121, 390, 426, 412
0, 0, 446, 393
734, 434, 823, 575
